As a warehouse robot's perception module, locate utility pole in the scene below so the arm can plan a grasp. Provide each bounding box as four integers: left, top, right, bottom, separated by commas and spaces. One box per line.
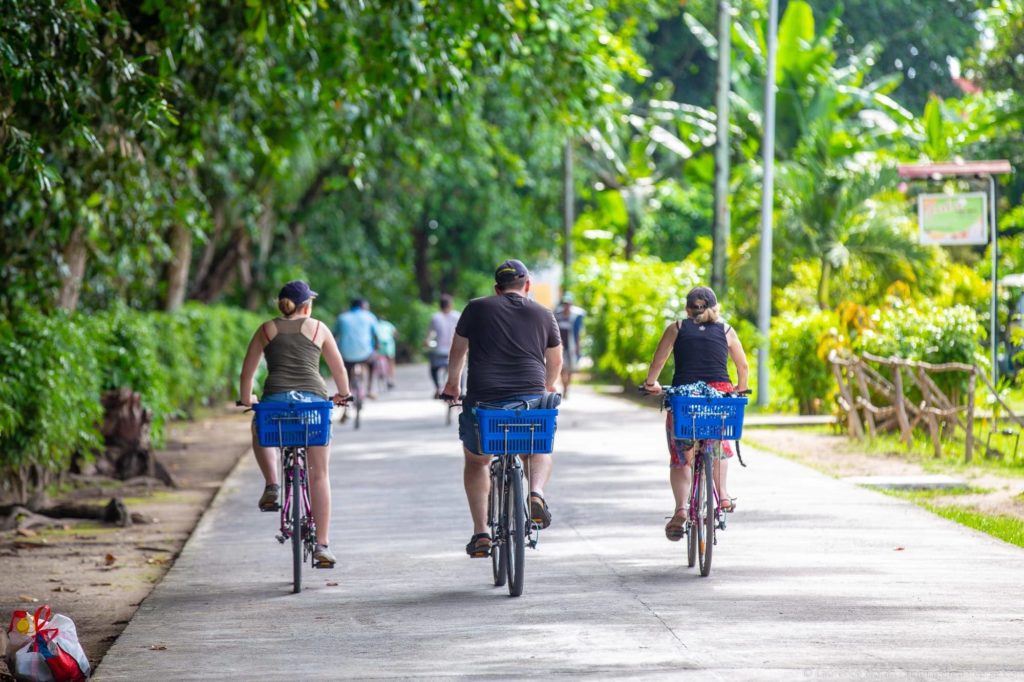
757, 0, 779, 406
711, 0, 732, 294
562, 139, 574, 291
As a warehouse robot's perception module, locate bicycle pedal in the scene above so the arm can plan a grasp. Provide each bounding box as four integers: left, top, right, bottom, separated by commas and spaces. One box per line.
275, 535, 286, 544
314, 561, 336, 569
260, 504, 281, 512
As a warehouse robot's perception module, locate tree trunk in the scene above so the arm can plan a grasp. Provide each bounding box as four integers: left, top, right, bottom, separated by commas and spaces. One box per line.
412, 209, 433, 303
57, 226, 88, 311
164, 223, 193, 311
192, 225, 248, 303
817, 259, 832, 309
623, 189, 638, 261
246, 205, 274, 310
190, 200, 225, 298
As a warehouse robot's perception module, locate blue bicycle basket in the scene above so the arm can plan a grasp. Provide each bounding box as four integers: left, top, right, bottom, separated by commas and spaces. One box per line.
253, 401, 333, 447
668, 395, 747, 441
476, 407, 558, 455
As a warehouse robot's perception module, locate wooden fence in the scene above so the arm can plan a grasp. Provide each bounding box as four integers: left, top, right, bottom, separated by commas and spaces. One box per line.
828, 351, 1023, 462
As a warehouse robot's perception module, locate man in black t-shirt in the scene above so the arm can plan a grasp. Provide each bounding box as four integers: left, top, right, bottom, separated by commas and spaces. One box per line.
442, 259, 562, 558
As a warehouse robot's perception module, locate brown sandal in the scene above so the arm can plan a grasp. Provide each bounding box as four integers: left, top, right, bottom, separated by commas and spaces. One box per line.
664, 508, 686, 542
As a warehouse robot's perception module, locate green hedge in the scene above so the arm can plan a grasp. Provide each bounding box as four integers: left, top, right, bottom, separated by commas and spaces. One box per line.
0, 304, 263, 489
573, 255, 701, 384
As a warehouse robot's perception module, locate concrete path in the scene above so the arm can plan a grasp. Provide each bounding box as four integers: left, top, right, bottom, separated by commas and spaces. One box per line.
96, 366, 1024, 680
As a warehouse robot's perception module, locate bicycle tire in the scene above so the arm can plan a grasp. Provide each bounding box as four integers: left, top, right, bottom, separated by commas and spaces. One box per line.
489, 469, 506, 587
698, 452, 714, 577
505, 465, 526, 597
291, 453, 303, 593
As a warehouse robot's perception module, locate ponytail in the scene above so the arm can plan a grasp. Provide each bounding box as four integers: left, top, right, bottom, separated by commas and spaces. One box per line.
278, 298, 297, 316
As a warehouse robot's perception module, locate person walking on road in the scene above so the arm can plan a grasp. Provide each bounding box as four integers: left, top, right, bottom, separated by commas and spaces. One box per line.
238, 280, 351, 568
425, 294, 461, 398
554, 293, 585, 399
641, 285, 749, 542
442, 259, 562, 558
335, 297, 379, 402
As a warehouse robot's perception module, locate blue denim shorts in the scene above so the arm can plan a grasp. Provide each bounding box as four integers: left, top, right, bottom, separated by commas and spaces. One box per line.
459, 394, 544, 456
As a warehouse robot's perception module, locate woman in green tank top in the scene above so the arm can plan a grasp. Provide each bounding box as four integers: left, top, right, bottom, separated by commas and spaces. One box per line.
239, 280, 351, 568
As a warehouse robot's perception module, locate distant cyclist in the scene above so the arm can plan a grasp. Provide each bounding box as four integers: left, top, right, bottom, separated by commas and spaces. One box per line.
442, 259, 562, 558
425, 293, 460, 398
554, 293, 585, 399
374, 317, 398, 390
238, 280, 351, 568
641, 286, 749, 542
335, 297, 379, 401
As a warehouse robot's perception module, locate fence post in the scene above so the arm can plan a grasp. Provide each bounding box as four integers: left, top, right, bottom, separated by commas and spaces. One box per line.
965, 368, 976, 463
892, 365, 913, 446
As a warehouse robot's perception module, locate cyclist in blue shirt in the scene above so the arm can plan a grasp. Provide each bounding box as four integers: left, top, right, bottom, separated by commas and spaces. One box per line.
335, 298, 379, 399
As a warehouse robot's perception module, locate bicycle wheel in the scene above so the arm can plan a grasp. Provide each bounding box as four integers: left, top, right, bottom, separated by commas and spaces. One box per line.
505, 463, 527, 597
489, 466, 506, 587
291, 452, 303, 593
697, 451, 714, 577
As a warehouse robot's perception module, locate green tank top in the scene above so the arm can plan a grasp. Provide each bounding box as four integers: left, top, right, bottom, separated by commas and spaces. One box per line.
261, 318, 329, 398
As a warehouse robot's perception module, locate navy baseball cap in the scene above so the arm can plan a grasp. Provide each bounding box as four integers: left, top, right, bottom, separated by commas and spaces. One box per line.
686, 286, 718, 309
494, 259, 529, 285
279, 280, 318, 306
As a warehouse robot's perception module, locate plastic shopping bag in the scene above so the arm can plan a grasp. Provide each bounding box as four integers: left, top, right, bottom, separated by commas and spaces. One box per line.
6, 606, 90, 681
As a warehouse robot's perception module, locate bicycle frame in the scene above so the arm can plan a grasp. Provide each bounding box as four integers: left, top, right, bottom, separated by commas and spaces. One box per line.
277, 446, 315, 550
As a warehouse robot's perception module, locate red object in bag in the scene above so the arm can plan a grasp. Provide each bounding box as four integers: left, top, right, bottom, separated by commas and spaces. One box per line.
26, 606, 88, 682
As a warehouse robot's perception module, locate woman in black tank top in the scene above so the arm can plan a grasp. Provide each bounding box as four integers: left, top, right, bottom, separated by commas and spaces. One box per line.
640, 286, 749, 541
238, 280, 352, 568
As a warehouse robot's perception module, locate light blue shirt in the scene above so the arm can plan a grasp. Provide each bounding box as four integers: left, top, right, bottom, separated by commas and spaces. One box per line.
335, 309, 379, 362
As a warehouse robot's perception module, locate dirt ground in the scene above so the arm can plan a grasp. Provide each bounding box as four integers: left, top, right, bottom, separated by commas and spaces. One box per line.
0, 408, 253, 680
744, 426, 1024, 521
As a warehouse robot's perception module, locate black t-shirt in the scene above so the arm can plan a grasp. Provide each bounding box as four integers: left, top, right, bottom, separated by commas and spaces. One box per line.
456, 293, 561, 401
671, 318, 731, 385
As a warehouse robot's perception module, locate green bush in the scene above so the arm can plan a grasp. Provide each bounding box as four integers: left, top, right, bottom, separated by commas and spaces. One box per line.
771, 309, 845, 414
573, 255, 701, 384
0, 304, 262, 496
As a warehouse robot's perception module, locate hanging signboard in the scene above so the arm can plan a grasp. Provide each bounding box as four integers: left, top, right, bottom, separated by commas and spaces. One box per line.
918, 192, 989, 245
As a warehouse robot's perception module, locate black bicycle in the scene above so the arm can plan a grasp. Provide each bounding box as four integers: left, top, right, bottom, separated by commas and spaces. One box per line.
249, 399, 340, 593
474, 397, 559, 597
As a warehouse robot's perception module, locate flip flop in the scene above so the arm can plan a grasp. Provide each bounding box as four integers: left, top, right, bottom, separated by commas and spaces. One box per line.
720, 497, 736, 513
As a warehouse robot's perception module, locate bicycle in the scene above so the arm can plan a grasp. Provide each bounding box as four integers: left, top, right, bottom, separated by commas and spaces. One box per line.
343, 361, 370, 429
640, 385, 749, 577
249, 398, 339, 593
446, 395, 558, 597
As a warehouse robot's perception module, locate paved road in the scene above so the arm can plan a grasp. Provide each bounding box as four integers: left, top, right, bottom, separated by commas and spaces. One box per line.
96, 366, 1024, 680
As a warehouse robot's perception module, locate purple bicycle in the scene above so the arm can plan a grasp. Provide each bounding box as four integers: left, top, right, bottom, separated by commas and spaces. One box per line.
641, 386, 749, 576
250, 400, 336, 593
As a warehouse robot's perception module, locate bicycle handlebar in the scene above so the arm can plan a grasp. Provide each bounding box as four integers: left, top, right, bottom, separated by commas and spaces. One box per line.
636, 385, 752, 398
236, 394, 354, 408
438, 393, 465, 407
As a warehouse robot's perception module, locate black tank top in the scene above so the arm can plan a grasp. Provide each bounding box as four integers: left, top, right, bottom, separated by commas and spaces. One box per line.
671, 318, 731, 386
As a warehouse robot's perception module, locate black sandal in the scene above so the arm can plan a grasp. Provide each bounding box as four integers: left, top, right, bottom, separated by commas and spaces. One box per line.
465, 533, 491, 558
530, 493, 551, 529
